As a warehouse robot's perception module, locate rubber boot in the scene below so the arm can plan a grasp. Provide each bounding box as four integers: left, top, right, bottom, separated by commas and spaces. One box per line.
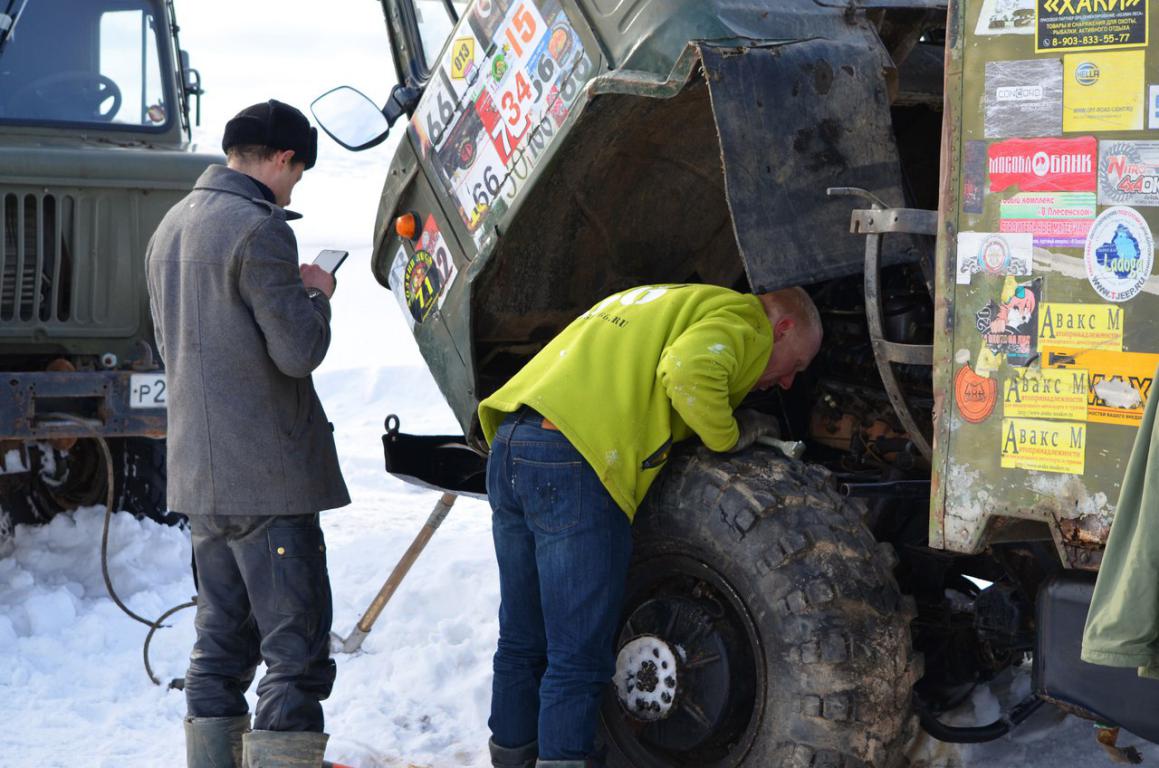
489, 738, 537, 768
242, 730, 329, 767
185, 714, 250, 768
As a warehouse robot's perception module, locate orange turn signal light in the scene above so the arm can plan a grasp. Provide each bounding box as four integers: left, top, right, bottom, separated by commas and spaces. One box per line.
395, 212, 420, 241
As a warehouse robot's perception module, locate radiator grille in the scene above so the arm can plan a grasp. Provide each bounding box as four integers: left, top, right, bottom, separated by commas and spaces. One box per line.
1, 192, 73, 323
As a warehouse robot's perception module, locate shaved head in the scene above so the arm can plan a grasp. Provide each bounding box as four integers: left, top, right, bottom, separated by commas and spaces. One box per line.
754, 287, 823, 391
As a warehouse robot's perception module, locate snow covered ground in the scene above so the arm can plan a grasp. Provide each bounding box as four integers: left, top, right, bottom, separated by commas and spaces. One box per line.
2, 1, 1159, 766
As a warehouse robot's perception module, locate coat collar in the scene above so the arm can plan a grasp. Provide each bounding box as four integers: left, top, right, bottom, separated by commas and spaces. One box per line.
193, 164, 304, 221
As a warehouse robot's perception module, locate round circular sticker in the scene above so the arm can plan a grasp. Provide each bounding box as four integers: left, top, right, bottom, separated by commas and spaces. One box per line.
1084, 205, 1154, 303
980, 235, 1010, 273
404, 250, 443, 323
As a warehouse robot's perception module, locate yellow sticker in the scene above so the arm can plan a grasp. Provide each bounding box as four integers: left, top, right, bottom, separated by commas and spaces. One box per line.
1037, 302, 1123, 351
1043, 347, 1159, 425
1003, 368, 1089, 420
1063, 51, 1145, 131
1001, 418, 1086, 474
976, 344, 1002, 377
450, 37, 475, 80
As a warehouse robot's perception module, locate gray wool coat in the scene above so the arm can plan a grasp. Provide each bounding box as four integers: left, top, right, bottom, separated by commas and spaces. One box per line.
146, 165, 350, 516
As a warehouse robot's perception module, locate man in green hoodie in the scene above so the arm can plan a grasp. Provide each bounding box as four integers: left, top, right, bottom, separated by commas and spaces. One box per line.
479, 283, 823, 768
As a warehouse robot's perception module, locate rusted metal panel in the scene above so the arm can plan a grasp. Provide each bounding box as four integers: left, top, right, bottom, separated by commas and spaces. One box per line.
932, 0, 1159, 568
1, 371, 166, 439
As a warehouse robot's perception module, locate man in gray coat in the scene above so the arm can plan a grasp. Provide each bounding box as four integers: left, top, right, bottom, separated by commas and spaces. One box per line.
146, 99, 350, 768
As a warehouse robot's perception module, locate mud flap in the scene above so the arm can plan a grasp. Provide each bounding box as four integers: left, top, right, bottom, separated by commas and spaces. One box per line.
697, 40, 917, 290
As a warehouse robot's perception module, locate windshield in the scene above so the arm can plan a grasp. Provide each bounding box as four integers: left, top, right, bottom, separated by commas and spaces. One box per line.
0, 0, 172, 130
415, 0, 467, 73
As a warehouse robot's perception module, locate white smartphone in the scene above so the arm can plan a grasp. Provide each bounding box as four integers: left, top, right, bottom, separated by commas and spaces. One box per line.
313, 249, 349, 275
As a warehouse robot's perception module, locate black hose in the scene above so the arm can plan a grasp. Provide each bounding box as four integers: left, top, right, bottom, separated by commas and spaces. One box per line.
40, 416, 195, 686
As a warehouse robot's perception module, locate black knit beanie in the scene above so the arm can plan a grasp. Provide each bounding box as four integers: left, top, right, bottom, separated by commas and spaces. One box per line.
222, 99, 318, 170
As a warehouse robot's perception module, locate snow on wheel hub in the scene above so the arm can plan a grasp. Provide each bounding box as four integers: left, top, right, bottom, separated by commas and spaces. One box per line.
614, 635, 680, 721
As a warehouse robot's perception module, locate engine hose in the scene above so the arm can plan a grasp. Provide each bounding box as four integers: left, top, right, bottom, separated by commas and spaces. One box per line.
40, 416, 196, 686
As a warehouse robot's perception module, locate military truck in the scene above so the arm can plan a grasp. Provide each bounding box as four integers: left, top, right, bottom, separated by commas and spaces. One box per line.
0, 0, 217, 547
314, 0, 1159, 763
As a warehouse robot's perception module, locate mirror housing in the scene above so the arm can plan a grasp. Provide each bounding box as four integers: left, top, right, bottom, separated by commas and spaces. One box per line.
311, 83, 421, 152
179, 50, 204, 126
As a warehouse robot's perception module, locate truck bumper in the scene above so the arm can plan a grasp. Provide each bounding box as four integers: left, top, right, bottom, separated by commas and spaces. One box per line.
382, 426, 487, 500
0, 370, 165, 440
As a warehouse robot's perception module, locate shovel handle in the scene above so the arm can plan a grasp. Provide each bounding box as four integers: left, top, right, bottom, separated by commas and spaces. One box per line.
355, 492, 457, 634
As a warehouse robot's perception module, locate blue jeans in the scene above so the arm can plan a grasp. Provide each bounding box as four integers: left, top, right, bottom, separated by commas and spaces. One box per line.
487, 409, 633, 760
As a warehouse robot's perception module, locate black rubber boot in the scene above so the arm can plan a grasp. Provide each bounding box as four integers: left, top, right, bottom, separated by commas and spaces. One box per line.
242, 730, 328, 767
489, 738, 538, 768
185, 714, 250, 768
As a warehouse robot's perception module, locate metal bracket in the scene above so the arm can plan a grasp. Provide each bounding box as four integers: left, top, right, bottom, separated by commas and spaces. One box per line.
828, 186, 936, 462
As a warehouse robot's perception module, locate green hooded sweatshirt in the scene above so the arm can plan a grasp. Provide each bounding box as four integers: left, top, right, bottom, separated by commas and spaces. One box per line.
1082, 361, 1159, 678
478, 284, 773, 520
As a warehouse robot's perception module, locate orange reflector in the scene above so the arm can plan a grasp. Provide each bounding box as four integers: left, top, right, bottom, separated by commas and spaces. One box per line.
395, 212, 419, 240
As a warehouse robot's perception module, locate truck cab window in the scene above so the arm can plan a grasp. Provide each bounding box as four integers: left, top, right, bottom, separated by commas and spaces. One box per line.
414, 0, 467, 75
0, 0, 171, 129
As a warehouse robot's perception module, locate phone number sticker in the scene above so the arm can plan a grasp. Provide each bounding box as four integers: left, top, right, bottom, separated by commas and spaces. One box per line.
1036, 0, 1147, 53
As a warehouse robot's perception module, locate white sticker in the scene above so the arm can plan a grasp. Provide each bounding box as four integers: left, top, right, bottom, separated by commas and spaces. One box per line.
956, 232, 1034, 284
389, 246, 415, 331
1084, 206, 1154, 303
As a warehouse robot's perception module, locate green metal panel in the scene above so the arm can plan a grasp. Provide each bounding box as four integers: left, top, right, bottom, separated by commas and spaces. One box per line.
933, 0, 1157, 569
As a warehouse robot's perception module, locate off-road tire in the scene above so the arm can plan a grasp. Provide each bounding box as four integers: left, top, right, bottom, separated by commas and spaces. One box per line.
112, 437, 182, 527
600, 445, 920, 767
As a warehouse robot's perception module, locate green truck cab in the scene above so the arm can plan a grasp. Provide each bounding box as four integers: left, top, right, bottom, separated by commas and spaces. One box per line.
0, 0, 217, 543
317, 0, 1159, 763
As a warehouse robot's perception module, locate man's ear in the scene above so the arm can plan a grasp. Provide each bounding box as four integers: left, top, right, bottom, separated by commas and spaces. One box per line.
276, 149, 296, 167
773, 316, 796, 340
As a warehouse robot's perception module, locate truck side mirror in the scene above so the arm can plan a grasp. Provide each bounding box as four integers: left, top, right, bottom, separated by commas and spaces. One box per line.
311, 84, 420, 151
179, 50, 204, 126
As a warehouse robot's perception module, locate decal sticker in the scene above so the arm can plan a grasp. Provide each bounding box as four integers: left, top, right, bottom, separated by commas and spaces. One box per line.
1002, 367, 1089, 421
395, 215, 460, 325
1063, 51, 1145, 132
1098, 141, 1159, 206
975, 0, 1035, 36
409, 0, 595, 233
984, 59, 1063, 138
987, 136, 1095, 194
998, 192, 1095, 248
389, 246, 415, 331
1083, 205, 1154, 302
1150, 84, 1159, 130
1001, 418, 1086, 474
1038, 302, 1124, 350
1044, 347, 1159, 425
976, 277, 1042, 367
956, 232, 1033, 284
962, 140, 988, 214
403, 249, 443, 323
955, 364, 999, 423
450, 37, 477, 81
1035, 0, 1146, 53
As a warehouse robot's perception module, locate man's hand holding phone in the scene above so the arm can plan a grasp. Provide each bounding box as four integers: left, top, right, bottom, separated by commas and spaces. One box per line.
300, 263, 336, 299
301, 249, 347, 299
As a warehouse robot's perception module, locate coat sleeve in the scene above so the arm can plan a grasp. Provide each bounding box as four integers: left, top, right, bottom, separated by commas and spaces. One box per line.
144, 235, 166, 365
237, 218, 332, 379
656, 310, 765, 452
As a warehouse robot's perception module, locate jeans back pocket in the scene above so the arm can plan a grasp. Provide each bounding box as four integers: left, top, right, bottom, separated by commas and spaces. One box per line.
512, 456, 583, 533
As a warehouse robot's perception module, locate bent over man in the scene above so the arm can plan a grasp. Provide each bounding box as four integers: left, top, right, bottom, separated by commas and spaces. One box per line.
477, 283, 823, 767
146, 100, 350, 768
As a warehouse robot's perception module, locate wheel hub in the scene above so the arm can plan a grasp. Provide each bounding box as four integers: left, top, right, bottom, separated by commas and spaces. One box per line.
613, 596, 738, 752
614, 635, 680, 720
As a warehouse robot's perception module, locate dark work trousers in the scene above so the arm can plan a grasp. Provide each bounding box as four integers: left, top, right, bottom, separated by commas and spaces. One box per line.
185, 513, 336, 732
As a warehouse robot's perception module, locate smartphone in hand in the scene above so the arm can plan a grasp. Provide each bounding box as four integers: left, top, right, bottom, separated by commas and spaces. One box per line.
313, 249, 348, 275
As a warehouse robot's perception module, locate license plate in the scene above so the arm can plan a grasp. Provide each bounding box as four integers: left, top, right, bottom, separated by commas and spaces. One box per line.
129, 373, 167, 409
